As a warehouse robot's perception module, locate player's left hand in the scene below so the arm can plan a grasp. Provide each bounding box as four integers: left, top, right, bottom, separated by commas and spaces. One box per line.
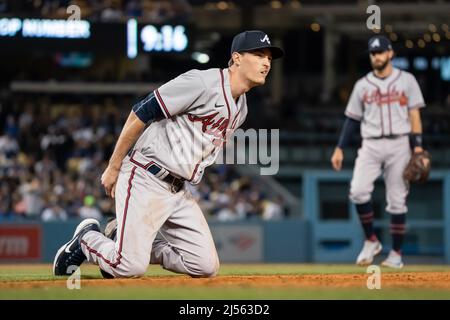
101, 165, 120, 198
331, 147, 344, 171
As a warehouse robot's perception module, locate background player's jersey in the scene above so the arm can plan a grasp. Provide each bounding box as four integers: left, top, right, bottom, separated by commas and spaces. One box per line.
133, 68, 248, 184
345, 68, 425, 139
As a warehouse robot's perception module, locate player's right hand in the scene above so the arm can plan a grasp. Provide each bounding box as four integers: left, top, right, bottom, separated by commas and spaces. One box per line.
331, 147, 344, 171
101, 165, 120, 199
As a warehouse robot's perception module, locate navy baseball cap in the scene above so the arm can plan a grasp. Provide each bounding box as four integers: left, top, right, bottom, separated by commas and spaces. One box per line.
368, 35, 393, 53
230, 30, 284, 59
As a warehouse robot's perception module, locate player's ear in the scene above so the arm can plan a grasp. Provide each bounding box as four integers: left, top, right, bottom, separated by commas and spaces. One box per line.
388, 49, 394, 60
232, 52, 241, 67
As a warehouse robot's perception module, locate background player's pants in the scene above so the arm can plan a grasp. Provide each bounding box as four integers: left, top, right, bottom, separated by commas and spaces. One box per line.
349, 136, 411, 214
80, 156, 219, 278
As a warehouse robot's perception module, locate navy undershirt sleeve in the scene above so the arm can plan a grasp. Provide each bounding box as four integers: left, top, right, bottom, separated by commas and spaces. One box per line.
337, 116, 361, 148
132, 92, 164, 124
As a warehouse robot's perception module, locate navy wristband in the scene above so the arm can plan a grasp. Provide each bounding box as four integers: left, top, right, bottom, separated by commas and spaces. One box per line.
409, 133, 423, 148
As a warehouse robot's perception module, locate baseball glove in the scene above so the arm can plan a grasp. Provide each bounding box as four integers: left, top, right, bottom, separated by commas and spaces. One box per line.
403, 150, 431, 184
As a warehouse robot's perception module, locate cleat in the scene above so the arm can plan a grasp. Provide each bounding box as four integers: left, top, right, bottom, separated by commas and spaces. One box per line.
104, 218, 117, 242
356, 240, 382, 266
53, 218, 100, 276
381, 250, 404, 269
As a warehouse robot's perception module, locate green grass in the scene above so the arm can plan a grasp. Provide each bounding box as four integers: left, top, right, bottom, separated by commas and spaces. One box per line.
3, 263, 450, 281
3, 287, 450, 300
215, 263, 450, 275
1, 264, 450, 299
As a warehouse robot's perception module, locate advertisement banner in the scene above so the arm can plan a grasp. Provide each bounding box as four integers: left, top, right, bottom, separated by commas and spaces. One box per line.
211, 225, 263, 262
0, 225, 41, 261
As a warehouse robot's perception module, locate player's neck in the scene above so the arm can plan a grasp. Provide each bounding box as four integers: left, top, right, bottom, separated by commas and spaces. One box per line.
373, 64, 393, 79
228, 68, 251, 99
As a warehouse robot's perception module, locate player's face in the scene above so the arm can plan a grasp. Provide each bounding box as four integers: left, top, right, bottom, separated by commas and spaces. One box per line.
369, 50, 393, 71
240, 49, 272, 85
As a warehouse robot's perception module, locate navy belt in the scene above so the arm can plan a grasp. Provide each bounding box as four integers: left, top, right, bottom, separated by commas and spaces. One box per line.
366, 134, 408, 140
159, 171, 185, 193
127, 150, 184, 193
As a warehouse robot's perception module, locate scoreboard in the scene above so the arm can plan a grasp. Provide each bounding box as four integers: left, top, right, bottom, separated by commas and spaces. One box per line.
0, 17, 192, 57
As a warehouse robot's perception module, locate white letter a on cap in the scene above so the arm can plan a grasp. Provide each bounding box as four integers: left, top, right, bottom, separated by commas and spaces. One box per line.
260, 35, 271, 44
371, 39, 380, 48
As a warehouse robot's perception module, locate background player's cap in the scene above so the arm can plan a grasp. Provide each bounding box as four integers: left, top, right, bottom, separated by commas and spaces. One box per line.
368, 35, 393, 53
230, 30, 284, 60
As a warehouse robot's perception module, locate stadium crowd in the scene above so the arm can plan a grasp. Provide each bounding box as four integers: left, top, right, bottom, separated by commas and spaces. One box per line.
1, 0, 193, 23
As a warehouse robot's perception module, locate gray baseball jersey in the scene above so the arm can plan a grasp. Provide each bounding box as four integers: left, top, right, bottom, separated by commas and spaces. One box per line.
133, 68, 248, 184
347, 67, 426, 214
345, 68, 425, 138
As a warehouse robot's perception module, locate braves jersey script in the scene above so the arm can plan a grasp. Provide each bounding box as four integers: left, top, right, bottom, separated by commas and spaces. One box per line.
132, 68, 248, 184
345, 68, 425, 138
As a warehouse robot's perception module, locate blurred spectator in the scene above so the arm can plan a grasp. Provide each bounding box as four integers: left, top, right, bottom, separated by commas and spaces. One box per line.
41, 196, 69, 221
100, 0, 123, 21
4, 115, 19, 138
34, 153, 57, 180
19, 177, 44, 218
0, 179, 14, 219
2, 0, 192, 23
79, 195, 102, 220
260, 195, 283, 220
125, 0, 142, 17
98, 197, 115, 218
0, 131, 19, 159
216, 203, 238, 222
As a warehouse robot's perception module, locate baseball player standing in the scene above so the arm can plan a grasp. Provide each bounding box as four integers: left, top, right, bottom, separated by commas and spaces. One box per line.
53, 30, 283, 278
331, 35, 427, 268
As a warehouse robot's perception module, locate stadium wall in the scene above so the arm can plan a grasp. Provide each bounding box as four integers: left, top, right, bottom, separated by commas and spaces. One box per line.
0, 219, 311, 264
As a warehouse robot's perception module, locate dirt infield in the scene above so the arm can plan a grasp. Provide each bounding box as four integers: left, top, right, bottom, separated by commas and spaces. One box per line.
2, 272, 450, 290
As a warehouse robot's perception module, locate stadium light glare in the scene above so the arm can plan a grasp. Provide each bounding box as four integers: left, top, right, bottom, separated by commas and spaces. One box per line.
428, 24, 437, 33
290, 0, 301, 9
389, 33, 398, 42
311, 23, 320, 32
192, 52, 210, 64
432, 33, 441, 42
127, 19, 138, 59
270, 1, 282, 9
413, 57, 428, 70
405, 40, 414, 49
217, 1, 228, 10
372, 28, 381, 34
417, 39, 426, 48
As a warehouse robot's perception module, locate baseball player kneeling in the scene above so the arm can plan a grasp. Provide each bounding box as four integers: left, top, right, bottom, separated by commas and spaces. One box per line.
331, 35, 428, 269
53, 31, 284, 278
